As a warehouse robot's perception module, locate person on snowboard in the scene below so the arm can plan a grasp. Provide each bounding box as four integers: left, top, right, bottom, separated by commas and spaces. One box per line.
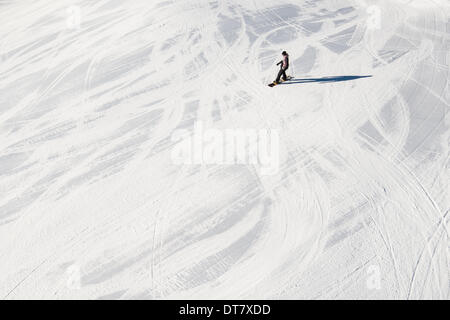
275, 51, 289, 84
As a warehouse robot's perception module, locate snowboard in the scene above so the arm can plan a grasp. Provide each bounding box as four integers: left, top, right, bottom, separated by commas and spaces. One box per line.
268, 76, 293, 87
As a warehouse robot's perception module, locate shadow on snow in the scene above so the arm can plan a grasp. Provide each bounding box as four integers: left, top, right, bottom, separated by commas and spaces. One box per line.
281, 75, 372, 85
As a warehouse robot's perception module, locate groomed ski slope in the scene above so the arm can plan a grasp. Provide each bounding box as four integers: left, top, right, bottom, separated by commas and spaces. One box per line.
0, 0, 448, 299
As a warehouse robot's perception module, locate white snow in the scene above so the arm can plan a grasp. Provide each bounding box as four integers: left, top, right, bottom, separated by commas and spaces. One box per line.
0, 0, 448, 299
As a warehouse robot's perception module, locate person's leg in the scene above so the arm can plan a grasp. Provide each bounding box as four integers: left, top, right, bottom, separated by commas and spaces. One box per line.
282, 68, 288, 81
275, 69, 283, 83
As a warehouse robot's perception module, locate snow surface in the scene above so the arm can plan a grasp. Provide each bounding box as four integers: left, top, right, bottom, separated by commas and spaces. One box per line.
0, 0, 448, 299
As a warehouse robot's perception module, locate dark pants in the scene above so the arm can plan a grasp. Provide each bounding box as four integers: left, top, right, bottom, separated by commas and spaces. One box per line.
276, 67, 288, 82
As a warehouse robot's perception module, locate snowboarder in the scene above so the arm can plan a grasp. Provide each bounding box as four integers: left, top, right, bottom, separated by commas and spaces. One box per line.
275, 51, 289, 84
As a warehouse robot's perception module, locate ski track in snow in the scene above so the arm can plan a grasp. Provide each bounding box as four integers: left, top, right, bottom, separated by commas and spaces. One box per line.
0, 0, 448, 299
